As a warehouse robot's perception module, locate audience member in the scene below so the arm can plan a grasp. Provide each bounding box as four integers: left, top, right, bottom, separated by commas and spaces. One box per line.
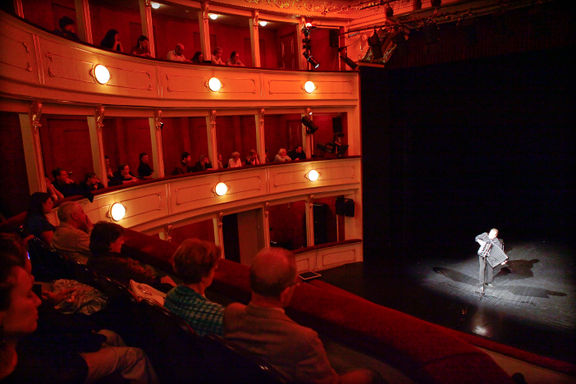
100, 29, 123, 52
166, 43, 188, 62
109, 164, 139, 186
212, 47, 224, 65
81, 172, 104, 193
23, 192, 55, 244
51, 201, 92, 264
52, 168, 80, 197
228, 151, 243, 168
224, 247, 381, 384
194, 154, 212, 172
164, 239, 224, 336
245, 149, 260, 166
217, 153, 224, 169
132, 35, 151, 57
137, 152, 154, 179
54, 16, 80, 42
173, 152, 194, 175
104, 156, 114, 180
45, 177, 64, 202
274, 148, 291, 162
88, 222, 176, 289
227, 51, 245, 66
0, 234, 159, 384
289, 145, 306, 161
191, 51, 204, 64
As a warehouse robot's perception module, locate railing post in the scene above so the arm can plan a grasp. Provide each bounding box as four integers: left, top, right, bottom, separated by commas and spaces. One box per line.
206, 110, 219, 168
74, 0, 93, 44
87, 105, 107, 186
249, 10, 261, 68
150, 110, 165, 178
198, 2, 212, 61
255, 108, 266, 164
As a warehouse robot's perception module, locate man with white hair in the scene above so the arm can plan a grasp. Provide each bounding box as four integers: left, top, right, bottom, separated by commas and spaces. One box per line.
51, 201, 93, 264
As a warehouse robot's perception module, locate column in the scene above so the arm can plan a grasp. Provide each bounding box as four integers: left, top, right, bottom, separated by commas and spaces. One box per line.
346, 108, 360, 156
305, 196, 315, 247
213, 213, 224, 254
297, 18, 307, 70
198, 2, 211, 61
74, 0, 93, 44
138, 0, 156, 57
255, 108, 266, 164
262, 202, 271, 249
249, 11, 261, 68
87, 106, 107, 186
149, 110, 165, 178
19, 102, 46, 193
206, 110, 219, 168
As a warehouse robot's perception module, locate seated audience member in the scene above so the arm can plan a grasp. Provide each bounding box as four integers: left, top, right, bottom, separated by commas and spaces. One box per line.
191, 51, 204, 64
212, 47, 224, 65
109, 164, 139, 186
23, 192, 55, 244
137, 152, 154, 179
45, 177, 64, 202
81, 172, 104, 193
173, 152, 194, 175
228, 151, 243, 168
52, 168, 80, 197
274, 148, 292, 162
227, 51, 245, 66
104, 156, 114, 180
51, 201, 93, 264
132, 35, 151, 57
88, 222, 176, 289
193, 154, 212, 172
224, 247, 381, 384
100, 29, 123, 52
164, 239, 224, 336
289, 145, 306, 161
166, 43, 188, 62
217, 153, 224, 169
245, 149, 260, 166
54, 16, 80, 42
0, 234, 159, 384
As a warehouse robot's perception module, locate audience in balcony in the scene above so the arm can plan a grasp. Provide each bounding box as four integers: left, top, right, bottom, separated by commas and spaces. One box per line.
109, 164, 139, 186
51, 201, 93, 264
245, 149, 260, 166
88, 222, 176, 289
173, 152, 194, 175
54, 16, 81, 42
52, 168, 80, 197
137, 152, 154, 179
191, 51, 204, 64
212, 47, 224, 65
23, 192, 55, 244
100, 29, 124, 52
81, 172, 104, 193
289, 145, 306, 161
131, 35, 152, 57
228, 151, 243, 168
274, 148, 291, 162
166, 43, 188, 62
224, 247, 381, 384
0, 234, 159, 384
164, 239, 224, 336
193, 155, 212, 172
45, 177, 64, 202
227, 51, 245, 67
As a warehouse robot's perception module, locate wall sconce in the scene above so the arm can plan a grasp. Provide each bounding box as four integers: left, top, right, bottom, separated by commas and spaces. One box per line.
304, 81, 316, 93
215, 182, 228, 196
208, 77, 222, 92
150, 1, 161, 9
306, 170, 319, 182
259, 20, 268, 27
109, 202, 126, 221
93, 64, 110, 84
209, 13, 219, 20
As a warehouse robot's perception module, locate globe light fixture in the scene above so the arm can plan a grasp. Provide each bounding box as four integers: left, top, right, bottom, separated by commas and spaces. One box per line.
209, 13, 219, 20
109, 202, 126, 221
208, 77, 222, 92
259, 21, 268, 27
304, 81, 316, 93
215, 182, 229, 196
94, 64, 110, 84
150, 2, 161, 9
306, 169, 320, 182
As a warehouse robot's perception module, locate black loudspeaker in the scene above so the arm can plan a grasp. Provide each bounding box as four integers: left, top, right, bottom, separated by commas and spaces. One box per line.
335, 197, 355, 217
332, 117, 343, 135
329, 30, 339, 48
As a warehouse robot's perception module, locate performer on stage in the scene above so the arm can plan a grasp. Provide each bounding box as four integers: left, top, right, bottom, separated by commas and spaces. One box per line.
475, 228, 507, 289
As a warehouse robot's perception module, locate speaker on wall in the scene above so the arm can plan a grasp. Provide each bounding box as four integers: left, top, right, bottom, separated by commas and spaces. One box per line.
335, 197, 354, 217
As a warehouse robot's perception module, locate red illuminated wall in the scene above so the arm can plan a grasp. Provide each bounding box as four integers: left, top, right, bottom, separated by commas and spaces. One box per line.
210, 22, 252, 66
264, 114, 302, 161
216, 116, 256, 164
311, 113, 347, 158
89, 0, 141, 53
269, 201, 307, 249
170, 219, 215, 245
162, 117, 208, 174
102, 118, 152, 176
0, 112, 30, 217
21, 0, 75, 32
152, 12, 201, 60
310, 28, 339, 71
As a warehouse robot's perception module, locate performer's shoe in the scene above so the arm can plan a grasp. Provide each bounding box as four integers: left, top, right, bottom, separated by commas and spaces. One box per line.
484, 283, 493, 287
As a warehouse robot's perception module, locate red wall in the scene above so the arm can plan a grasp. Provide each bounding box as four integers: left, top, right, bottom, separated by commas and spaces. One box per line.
170, 219, 214, 246
269, 201, 307, 249
39, 116, 93, 183
162, 117, 208, 174
89, 0, 141, 52
264, 114, 302, 161
0, 112, 30, 217
152, 12, 200, 60
216, 116, 256, 165
102, 118, 152, 175
310, 28, 339, 71
21, 0, 75, 32
210, 21, 252, 66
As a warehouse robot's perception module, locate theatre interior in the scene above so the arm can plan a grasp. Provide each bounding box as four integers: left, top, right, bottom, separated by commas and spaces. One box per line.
0, 0, 574, 382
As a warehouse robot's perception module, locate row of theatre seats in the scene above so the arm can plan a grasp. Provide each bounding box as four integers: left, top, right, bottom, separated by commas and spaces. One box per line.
3, 211, 574, 383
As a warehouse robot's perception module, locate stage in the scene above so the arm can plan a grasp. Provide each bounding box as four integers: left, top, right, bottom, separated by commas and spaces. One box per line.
319, 240, 576, 365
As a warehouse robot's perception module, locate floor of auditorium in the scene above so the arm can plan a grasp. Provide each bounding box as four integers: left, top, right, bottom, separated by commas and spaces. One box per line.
318, 240, 576, 365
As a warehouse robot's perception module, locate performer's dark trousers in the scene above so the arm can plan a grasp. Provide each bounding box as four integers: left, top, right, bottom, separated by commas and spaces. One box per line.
479, 255, 494, 285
